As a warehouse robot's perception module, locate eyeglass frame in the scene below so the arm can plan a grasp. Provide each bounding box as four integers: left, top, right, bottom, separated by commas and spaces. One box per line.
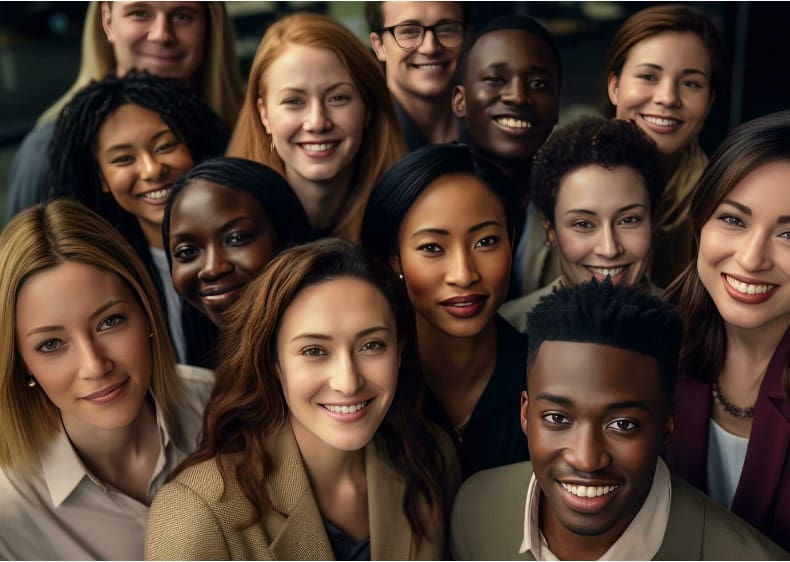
379, 21, 466, 50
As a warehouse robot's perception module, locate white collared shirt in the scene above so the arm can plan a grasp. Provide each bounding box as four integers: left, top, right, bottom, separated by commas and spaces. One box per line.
0, 364, 214, 560
519, 458, 672, 561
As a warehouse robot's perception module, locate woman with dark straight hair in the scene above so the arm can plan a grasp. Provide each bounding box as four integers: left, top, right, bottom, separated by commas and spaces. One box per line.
362, 143, 527, 478
665, 110, 790, 550
146, 238, 458, 560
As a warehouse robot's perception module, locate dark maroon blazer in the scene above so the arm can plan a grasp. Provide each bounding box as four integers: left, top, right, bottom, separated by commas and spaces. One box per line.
665, 328, 790, 551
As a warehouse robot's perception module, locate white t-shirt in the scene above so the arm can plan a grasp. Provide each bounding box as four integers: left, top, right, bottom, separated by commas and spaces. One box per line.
707, 418, 749, 509
149, 246, 186, 362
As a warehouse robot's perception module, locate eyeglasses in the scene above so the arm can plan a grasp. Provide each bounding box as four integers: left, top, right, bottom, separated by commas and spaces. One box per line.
381, 21, 465, 50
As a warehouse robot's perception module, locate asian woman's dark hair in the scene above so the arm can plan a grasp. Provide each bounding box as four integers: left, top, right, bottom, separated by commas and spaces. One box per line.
174, 238, 445, 543
665, 110, 790, 400
361, 143, 519, 263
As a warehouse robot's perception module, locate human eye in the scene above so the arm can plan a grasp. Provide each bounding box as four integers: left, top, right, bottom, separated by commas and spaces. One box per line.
474, 235, 500, 249
328, 94, 351, 105
155, 138, 179, 154
529, 78, 548, 90
227, 231, 254, 246
680, 78, 702, 89
300, 346, 327, 357
572, 219, 595, 231
417, 242, 444, 255
98, 314, 125, 331
395, 25, 422, 39
606, 418, 639, 432
170, 10, 195, 23
281, 97, 304, 106
36, 338, 63, 354
110, 154, 134, 166
173, 244, 199, 262
360, 340, 386, 353
618, 215, 643, 226
127, 8, 151, 20
482, 74, 506, 86
542, 412, 571, 426
717, 213, 745, 228
637, 73, 657, 82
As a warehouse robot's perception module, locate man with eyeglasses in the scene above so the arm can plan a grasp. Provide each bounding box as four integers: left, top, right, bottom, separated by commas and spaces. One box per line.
367, 2, 467, 151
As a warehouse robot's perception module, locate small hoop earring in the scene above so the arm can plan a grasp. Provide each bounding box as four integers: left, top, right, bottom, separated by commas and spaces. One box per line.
27, 374, 37, 388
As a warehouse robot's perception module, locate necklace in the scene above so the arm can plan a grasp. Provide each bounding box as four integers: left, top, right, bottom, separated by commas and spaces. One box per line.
712, 381, 755, 419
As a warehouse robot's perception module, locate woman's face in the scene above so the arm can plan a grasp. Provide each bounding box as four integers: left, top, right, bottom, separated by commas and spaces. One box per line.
101, 1, 207, 81
698, 160, 790, 334
257, 44, 367, 188
96, 103, 194, 248
276, 277, 399, 453
549, 165, 653, 287
169, 180, 278, 325
396, 173, 511, 338
15, 262, 153, 435
608, 31, 713, 161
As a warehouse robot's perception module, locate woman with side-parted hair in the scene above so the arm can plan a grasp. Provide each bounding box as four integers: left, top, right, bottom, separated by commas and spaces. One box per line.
227, 12, 406, 241
361, 143, 527, 478
665, 110, 790, 550
163, 156, 311, 331
0, 199, 214, 560
146, 239, 458, 560
607, 4, 726, 289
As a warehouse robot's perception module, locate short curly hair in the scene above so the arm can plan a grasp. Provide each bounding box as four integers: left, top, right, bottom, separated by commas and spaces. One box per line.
527, 278, 683, 398
530, 115, 664, 227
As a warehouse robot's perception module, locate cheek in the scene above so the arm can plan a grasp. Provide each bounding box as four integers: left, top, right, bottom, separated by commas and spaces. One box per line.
556, 230, 592, 264
481, 250, 512, 292
624, 227, 653, 260
400, 259, 439, 312
170, 261, 198, 298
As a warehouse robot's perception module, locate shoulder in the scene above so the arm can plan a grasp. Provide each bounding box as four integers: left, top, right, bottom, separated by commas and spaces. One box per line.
7, 122, 57, 220
499, 278, 563, 335
174, 364, 216, 411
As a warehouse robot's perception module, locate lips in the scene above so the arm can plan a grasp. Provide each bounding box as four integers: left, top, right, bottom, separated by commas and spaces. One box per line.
297, 141, 340, 158
82, 378, 128, 403
557, 479, 621, 513
200, 283, 245, 310
320, 398, 373, 422
585, 265, 630, 284
439, 294, 488, 319
137, 185, 172, 204
639, 114, 683, 134
721, 273, 779, 304
409, 61, 449, 71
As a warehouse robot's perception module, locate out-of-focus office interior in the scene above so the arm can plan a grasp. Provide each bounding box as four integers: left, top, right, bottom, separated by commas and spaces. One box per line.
0, 1, 787, 224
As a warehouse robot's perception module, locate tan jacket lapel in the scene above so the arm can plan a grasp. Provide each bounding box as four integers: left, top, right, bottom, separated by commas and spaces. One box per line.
367, 442, 413, 560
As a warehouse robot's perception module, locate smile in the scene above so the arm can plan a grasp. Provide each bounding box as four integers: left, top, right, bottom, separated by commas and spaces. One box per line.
82, 378, 128, 404
495, 116, 532, 129
300, 142, 339, 152
138, 187, 171, 202
411, 62, 447, 70
322, 400, 370, 414
641, 115, 682, 127
724, 274, 776, 295
560, 482, 620, 497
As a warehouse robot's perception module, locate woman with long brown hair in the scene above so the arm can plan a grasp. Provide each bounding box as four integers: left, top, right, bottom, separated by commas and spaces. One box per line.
146, 239, 458, 560
665, 110, 790, 550
227, 12, 406, 242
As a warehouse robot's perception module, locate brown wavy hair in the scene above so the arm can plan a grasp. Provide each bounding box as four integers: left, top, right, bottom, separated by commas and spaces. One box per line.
665, 110, 790, 400
175, 238, 444, 544
226, 12, 406, 242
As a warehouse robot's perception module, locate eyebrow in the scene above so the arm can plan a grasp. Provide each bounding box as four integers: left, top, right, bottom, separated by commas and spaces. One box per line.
535, 393, 650, 412
289, 325, 391, 343
104, 128, 173, 153
564, 203, 647, 216
25, 299, 124, 337
170, 216, 259, 243
277, 82, 355, 95
634, 62, 708, 77
484, 62, 555, 76
411, 220, 502, 238
721, 199, 790, 224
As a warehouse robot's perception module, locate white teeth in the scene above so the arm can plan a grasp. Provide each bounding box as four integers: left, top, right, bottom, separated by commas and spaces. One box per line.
642, 115, 680, 127
324, 400, 369, 414
302, 143, 338, 152
142, 188, 170, 200
415, 63, 443, 70
588, 266, 626, 277
561, 482, 619, 497
724, 274, 774, 295
496, 117, 532, 129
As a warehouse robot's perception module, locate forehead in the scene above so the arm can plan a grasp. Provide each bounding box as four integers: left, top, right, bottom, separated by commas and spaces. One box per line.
380, 1, 464, 25
555, 165, 649, 211
715, 160, 790, 214
529, 340, 665, 408
265, 45, 354, 88
172, 180, 267, 220
97, 104, 168, 144
468, 29, 557, 73
625, 31, 711, 72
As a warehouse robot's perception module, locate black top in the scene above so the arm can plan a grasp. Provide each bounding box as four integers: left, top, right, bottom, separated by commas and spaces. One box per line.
423, 315, 530, 479
324, 519, 371, 561
393, 96, 428, 152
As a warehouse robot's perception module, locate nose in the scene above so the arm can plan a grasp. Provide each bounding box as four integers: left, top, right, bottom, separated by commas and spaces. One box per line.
197, 244, 233, 281
76, 336, 113, 380
564, 424, 611, 474
594, 224, 623, 259
303, 101, 332, 133
329, 351, 365, 395
735, 228, 773, 272
654, 77, 681, 108
417, 27, 441, 54
446, 247, 481, 288
501, 77, 531, 106
138, 152, 167, 182
148, 12, 175, 43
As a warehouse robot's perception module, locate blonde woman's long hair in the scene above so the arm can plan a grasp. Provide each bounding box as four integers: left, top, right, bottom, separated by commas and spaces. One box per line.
37, 1, 243, 127
0, 200, 181, 474
227, 12, 406, 242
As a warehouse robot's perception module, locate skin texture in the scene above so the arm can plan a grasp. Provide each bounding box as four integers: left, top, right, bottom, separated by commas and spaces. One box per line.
548, 165, 652, 287
369, 1, 464, 102
608, 31, 713, 164
453, 29, 559, 163
395, 173, 511, 339
95, 103, 194, 248
276, 277, 399, 454
257, 45, 367, 229
101, 1, 206, 80
697, 160, 790, 334
522, 340, 672, 560
168, 180, 278, 326
15, 262, 153, 438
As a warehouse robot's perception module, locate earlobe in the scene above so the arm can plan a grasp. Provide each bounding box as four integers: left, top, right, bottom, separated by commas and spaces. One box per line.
545, 223, 558, 247
100, 2, 115, 42
663, 413, 675, 450
520, 390, 529, 437
389, 254, 402, 277
369, 32, 387, 63
256, 97, 271, 134
607, 72, 620, 107
451, 85, 466, 118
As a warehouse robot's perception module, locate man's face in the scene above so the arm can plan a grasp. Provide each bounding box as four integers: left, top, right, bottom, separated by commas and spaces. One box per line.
369, 2, 464, 103
453, 29, 559, 162
522, 341, 672, 553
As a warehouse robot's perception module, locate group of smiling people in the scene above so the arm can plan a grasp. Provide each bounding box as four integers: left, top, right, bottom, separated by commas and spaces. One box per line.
0, 1, 788, 560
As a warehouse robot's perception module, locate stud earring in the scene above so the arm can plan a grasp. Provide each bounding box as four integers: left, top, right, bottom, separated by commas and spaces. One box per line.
398, 273, 404, 281
27, 374, 37, 388
148, 330, 154, 339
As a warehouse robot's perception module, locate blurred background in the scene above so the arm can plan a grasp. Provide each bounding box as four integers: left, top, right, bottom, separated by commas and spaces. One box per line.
1, 1, 787, 223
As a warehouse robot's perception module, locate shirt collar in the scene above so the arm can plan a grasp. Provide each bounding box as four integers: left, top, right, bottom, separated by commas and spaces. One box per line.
520, 458, 672, 560
40, 391, 171, 508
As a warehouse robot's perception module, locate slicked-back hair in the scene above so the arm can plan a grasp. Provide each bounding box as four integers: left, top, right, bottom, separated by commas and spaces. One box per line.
531, 115, 664, 227
163, 156, 312, 272
527, 279, 683, 399
365, 1, 469, 34
174, 238, 446, 544
361, 143, 519, 263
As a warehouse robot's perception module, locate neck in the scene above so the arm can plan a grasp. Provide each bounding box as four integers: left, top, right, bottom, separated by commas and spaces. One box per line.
724, 320, 788, 381
392, 89, 458, 144
659, 150, 684, 183
139, 219, 164, 249
286, 166, 353, 231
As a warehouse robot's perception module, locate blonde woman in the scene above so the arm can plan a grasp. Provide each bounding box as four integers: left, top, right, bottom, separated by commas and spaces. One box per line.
228, 12, 406, 242
0, 200, 214, 559
7, 1, 243, 220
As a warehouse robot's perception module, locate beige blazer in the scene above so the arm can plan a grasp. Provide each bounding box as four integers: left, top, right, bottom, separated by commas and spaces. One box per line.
518, 205, 562, 297
145, 424, 455, 560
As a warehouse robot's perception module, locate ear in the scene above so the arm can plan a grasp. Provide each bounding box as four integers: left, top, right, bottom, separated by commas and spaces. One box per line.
256, 97, 271, 134
451, 85, 466, 118
369, 32, 387, 63
607, 72, 620, 107
520, 390, 529, 438
99, 169, 110, 194
101, 2, 115, 43
545, 221, 558, 248
397, 340, 405, 369
662, 412, 675, 450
